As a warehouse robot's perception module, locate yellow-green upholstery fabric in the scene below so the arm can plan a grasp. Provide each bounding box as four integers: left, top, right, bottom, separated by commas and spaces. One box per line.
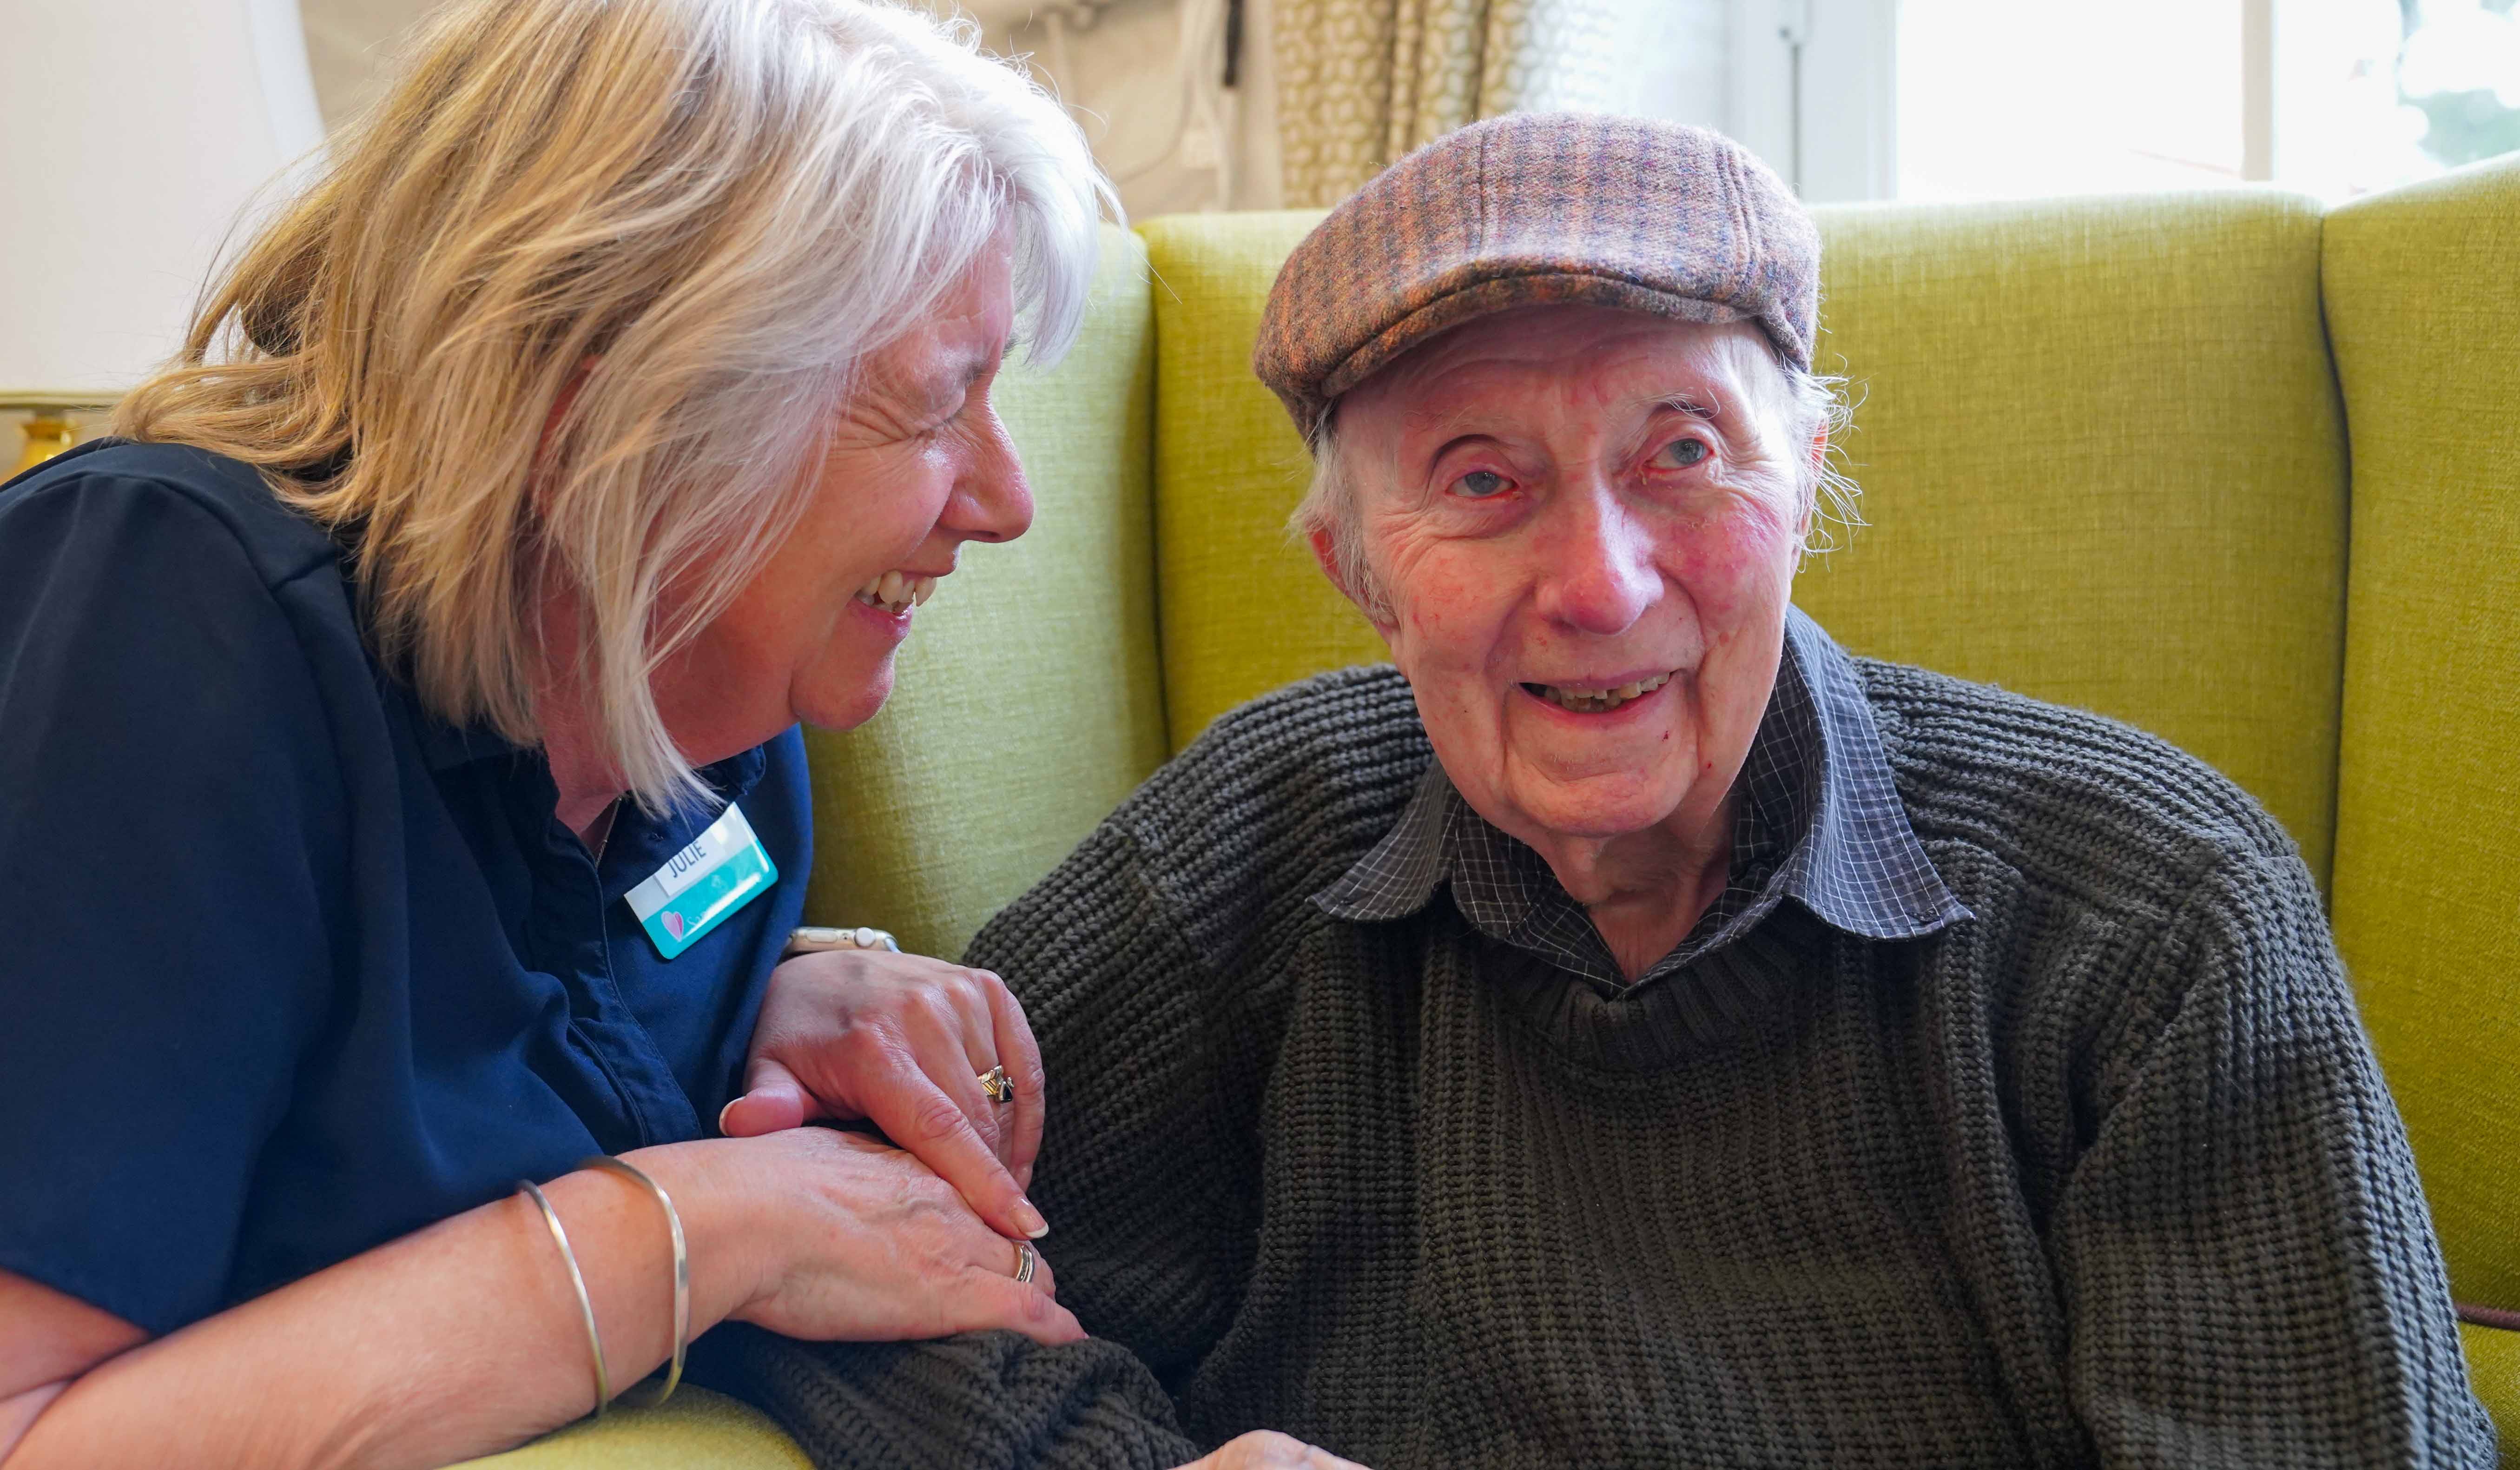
799, 225, 1168, 958
2324, 154, 2520, 1322
1139, 200, 2350, 880
471, 185, 2509, 1460
1141, 211, 1376, 752
2459, 1324, 2520, 1450
452, 1386, 812, 1469
1795, 193, 2348, 880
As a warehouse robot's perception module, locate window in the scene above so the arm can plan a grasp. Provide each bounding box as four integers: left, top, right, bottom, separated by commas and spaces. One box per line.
1897, 0, 2253, 201
2276, 0, 2520, 199
1735, 0, 2520, 203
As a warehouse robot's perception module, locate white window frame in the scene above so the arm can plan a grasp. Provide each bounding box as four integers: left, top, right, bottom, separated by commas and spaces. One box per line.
1733, 0, 2279, 204
1728, 0, 1897, 203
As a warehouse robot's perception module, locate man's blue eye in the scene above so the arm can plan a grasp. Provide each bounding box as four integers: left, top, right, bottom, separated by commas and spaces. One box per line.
1654, 437, 1710, 468
1451, 469, 1511, 498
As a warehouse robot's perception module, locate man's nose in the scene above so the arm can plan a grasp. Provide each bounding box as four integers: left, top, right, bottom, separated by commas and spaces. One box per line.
944, 408, 1035, 545
1533, 485, 1657, 636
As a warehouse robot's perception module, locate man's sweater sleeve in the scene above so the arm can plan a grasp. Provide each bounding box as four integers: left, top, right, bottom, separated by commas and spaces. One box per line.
2054, 841, 2497, 1467
695, 1326, 1203, 1469
701, 813, 1279, 1470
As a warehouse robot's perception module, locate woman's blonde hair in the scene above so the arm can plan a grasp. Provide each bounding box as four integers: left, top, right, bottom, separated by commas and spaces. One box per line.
115, 0, 1113, 811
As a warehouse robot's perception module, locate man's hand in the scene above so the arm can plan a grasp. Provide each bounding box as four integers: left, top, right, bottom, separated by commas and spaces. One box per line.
1174, 1432, 1371, 1469
719, 947, 1048, 1240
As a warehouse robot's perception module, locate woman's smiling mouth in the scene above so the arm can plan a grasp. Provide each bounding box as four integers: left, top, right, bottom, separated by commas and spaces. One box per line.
1518, 670, 1676, 714
853, 570, 939, 615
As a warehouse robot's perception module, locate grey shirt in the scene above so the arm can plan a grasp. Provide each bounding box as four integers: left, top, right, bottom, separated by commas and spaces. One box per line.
1315, 611, 1968, 990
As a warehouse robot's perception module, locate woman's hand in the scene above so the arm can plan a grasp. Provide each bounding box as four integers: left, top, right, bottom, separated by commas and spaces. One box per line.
719, 947, 1049, 1240
1173, 1432, 1372, 1470
668, 1125, 1082, 1346
2, 1124, 1080, 1470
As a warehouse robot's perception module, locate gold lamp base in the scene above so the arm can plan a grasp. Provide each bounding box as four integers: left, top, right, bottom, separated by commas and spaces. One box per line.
3, 395, 114, 477
13, 410, 79, 476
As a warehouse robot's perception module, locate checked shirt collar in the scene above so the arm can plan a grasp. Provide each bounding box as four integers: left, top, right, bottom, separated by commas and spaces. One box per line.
1312, 608, 1970, 993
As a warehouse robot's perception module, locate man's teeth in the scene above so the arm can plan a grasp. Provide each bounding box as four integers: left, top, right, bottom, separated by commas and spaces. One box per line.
854, 572, 938, 615
1527, 670, 1675, 713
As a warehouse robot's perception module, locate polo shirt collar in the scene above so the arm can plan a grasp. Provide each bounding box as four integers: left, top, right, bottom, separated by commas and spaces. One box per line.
414, 707, 522, 772
408, 688, 771, 808
1775, 609, 1972, 939
1312, 608, 1967, 946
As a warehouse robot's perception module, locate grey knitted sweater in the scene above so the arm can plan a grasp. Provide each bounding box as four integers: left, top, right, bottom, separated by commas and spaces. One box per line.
712, 656, 2494, 1468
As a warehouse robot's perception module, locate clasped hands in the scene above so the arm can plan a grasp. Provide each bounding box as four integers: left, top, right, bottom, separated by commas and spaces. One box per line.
716, 945, 1369, 1470
721, 944, 1050, 1240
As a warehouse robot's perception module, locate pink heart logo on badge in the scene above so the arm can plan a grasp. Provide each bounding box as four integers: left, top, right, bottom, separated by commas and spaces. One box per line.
662, 912, 686, 941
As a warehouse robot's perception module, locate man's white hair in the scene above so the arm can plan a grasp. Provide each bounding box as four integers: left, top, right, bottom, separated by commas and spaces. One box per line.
1287, 344, 1860, 622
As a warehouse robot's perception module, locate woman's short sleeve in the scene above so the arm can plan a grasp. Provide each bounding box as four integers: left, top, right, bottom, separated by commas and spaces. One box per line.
0, 466, 343, 1334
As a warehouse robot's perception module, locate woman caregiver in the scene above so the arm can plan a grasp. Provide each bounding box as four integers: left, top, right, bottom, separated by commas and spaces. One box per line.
0, 1, 1113, 1464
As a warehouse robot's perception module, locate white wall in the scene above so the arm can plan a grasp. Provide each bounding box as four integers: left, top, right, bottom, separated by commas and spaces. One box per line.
2, 0, 325, 441
295, 0, 1733, 222
1014, 0, 1733, 219
298, 0, 1278, 218
299, 0, 424, 129
983, 0, 1288, 217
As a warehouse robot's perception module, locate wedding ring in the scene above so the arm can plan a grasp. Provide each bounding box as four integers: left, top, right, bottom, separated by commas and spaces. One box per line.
977, 1064, 1014, 1105
1014, 1241, 1038, 1284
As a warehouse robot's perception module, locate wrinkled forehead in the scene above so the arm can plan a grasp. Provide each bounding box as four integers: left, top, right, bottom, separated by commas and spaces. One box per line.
1335, 305, 1784, 438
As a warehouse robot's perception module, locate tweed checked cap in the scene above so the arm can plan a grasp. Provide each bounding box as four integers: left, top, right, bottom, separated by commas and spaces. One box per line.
1253, 114, 1821, 441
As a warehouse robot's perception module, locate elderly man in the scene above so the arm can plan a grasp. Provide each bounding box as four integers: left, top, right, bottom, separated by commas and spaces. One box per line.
720, 116, 2494, 1469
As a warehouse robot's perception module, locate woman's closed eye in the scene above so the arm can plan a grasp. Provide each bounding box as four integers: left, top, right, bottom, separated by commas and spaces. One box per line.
1649, 435, 1712, 470
901, 397, 969, 445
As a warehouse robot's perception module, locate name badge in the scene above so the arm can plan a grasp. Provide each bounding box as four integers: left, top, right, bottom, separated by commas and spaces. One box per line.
626, 803, 778, 960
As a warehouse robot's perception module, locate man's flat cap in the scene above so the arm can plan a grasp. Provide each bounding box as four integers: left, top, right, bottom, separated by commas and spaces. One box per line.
1253, 113, 1821, 442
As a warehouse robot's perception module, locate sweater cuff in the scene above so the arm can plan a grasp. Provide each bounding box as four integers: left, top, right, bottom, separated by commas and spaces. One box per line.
693, 1324, 1205, 1470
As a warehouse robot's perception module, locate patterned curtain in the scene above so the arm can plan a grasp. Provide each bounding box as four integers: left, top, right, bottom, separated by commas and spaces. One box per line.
1274, 0, 1657, 206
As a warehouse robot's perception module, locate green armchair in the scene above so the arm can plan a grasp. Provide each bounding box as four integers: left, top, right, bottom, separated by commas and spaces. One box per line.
471, 155, 2520, 1466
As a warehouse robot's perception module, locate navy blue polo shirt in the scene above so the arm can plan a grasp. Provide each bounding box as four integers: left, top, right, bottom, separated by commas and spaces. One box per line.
0, 440, 811, 1336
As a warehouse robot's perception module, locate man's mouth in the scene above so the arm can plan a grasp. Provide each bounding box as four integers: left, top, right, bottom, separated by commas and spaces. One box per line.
1520, 670, 1676, 715
854, 571, 939, 616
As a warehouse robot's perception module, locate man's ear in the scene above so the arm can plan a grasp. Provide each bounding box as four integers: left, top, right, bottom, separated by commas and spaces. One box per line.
1304, 523, 1347, 595
1306, 523, 1402, 644
1798, 429, 1829, 547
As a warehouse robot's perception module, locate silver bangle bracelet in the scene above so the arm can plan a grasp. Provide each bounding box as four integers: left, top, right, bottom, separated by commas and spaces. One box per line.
515, 1178, 612, 1417
580, 1154, 691, 1409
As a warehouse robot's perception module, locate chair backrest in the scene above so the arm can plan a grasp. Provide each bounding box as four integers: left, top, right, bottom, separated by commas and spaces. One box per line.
1794, 193, 2346, 879
1138, 193, 2350, 878
1140, 212, 1381, 752
2323, 154, 2520, 1311
805, 180, 2513, 1319
799, 225, 1168, 958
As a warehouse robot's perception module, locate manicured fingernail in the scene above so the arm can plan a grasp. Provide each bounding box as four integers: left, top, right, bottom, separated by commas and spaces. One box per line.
1017, 1199, 1049, 1238
717, 1097, 741, 1134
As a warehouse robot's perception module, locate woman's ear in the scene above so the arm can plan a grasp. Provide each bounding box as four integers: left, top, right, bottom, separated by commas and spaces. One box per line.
540, 355, 603, 459
529, 356, 607, 523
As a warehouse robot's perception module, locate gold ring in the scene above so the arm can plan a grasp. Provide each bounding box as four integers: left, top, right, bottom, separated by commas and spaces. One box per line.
977, 1065, 1014, 1105
1014, 1241, 1038, 1284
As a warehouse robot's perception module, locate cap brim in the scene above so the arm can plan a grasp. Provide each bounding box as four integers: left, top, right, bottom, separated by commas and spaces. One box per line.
1317, 271, 1757, 405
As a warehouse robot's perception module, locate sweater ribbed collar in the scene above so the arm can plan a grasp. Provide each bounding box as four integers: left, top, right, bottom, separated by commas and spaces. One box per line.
1312, 609, 1969, 987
